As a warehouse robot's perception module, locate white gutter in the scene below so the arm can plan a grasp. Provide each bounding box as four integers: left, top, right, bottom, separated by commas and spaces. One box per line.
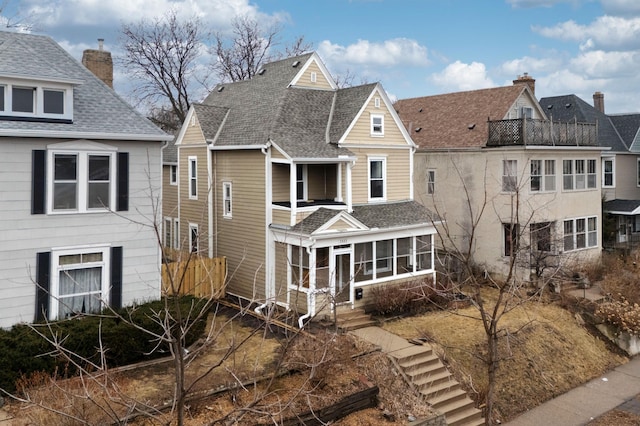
0, 129, 173, 141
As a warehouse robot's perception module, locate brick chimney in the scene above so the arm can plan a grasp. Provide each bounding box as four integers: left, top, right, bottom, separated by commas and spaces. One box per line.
593, 91, 605, 113
82, 38, 113, 88
513, 73, 535, 95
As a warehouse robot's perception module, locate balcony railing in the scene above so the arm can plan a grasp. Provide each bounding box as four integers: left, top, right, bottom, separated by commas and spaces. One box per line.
487, 118, 598, 147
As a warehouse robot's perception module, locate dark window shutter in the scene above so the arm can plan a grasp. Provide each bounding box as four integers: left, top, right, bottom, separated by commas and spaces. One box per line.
117, 152, 129, 211
110, 246, 123, 310
32, 150, 46, 214
35, 252, 51, 322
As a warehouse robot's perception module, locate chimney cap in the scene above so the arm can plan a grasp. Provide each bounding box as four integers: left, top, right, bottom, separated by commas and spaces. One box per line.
98, 38, 104, 51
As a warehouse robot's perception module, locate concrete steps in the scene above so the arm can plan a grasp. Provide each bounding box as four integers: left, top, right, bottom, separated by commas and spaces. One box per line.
392, 342, 484, 426
334, 308, 378, 331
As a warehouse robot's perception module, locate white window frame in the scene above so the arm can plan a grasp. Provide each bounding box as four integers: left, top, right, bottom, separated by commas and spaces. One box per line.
169, 164, 177, 185
310, 72, 317, 83
188, 156, 197, 200
164, 217, 172, 248
50, 245, 110, 321
374, 97, 381, 108
602, 157, 614, 188
47, 147, 117, 214
173, 219, 180, 250
189, 223, 199, 253
427, 169, 436, 195
502, 159, 517, 192
368, 156, 387, 201
222, 181, 232, 218
563, 216, 598, 252
637, 158, 640, 187
530, 159, 556, 192
0, 78, 73, 120
296, 164, 307, 201
563, 159, 597, 191
370, 113, 384, 136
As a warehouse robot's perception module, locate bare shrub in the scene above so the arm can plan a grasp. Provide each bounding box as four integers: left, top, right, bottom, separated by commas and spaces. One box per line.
596, 298, 640, 335
600, 251, 640, 305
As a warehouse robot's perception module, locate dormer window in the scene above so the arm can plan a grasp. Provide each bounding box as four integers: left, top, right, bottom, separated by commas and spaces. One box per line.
0, 78, 74, 122
370, 114, 384, 136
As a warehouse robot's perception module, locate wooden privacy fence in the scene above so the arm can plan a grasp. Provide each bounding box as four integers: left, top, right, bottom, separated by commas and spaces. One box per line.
161, 256, 227, 299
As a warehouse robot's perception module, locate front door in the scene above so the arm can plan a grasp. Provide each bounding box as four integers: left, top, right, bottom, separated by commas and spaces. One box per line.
333, 249, 352, 304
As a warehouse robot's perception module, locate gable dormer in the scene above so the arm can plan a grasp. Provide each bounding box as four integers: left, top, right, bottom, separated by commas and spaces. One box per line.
0, 75, 79, 123
289, 53, 337, 91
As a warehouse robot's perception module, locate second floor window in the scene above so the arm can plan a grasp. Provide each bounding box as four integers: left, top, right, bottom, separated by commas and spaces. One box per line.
51, 152, 113, 212
530, 159, 555, 192
427, 169, 436, 195
369, 157, 386, 201
502, 160, 517, 192
603, 158, 614, 187
296, 164, 306, 201
563, 159, 597, 190
188, 157, 197, 199
170, 165, 177, 185
503, 223, 520, 257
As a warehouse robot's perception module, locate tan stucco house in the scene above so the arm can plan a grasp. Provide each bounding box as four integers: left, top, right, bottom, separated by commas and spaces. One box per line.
396, 76, 604, 280
167, 52, 438, 323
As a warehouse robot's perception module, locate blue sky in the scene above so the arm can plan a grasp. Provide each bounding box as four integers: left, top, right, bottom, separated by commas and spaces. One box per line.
3, 0, 640, 113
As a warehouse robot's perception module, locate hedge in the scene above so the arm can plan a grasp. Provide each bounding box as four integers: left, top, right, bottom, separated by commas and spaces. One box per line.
0, 296, 208, 394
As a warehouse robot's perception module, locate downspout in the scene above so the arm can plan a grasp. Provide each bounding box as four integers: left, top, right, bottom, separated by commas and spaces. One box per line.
298, 245, 315, 328
255, 144, 271, 317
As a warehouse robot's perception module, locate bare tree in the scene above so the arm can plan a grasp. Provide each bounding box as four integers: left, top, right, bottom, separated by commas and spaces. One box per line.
120, 9, 207, 131
212, 16, 311, 83
0, 0, 34, 31
422, 156, 569, 425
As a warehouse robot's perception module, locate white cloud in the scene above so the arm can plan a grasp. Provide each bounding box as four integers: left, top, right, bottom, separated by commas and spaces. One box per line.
569, 50, 640, 78
534, 16, 640, 50
500, 55, 564, 77
317, 38, 429, 68
430, 61, 495, 91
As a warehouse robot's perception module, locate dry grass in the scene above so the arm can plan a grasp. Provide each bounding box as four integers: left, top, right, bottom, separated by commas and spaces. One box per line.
383, 288, 627, 422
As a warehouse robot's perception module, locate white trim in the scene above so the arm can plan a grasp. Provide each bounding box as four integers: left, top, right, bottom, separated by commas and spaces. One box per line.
288, 53, 338, 90
188, 156, 197, 199
169, 164, 178, 185
370, 113, 384, 137
222, 181, 232, 218
50, 244, 110, 321
602, 157, 615, 188
0, 129, 172, 141
368, 156, 387, 202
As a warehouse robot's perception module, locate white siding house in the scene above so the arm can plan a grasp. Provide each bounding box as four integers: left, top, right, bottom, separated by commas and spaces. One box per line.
0, 31, 171, 327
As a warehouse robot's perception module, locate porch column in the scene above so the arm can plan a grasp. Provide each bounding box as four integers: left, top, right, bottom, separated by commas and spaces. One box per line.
290, 163, 297, 226
346, 161, 354, 213
336, 163, 343, 202
308, 247, 316, 291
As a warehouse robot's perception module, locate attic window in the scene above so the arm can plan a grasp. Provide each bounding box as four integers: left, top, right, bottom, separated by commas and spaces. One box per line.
374, 97, 380, 108
0, 80, 73, 122
310, 72, 317, 83
292, 61, 300, 67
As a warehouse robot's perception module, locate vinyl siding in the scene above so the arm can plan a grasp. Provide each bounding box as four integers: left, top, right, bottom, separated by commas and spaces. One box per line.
0, 138, 163, 328
342, 91, 409, 147
180, 114, 207, 146
274, 242, 288, 305
349, 147, 412, 204
293, 60, 333, 90
162, 164, 178, 218
178, 146, 210, 254
214, 150, 267, 301
272, 163, 290, 202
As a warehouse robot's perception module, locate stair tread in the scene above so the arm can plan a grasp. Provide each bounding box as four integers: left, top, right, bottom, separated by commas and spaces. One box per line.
405, 361, 446, 376
428, 388, 468, 406
433, 395, 475, 413
445, 406, 483, 425
413, 369, 453, 385
421, 381, 461, 399
398, 353, 439, 368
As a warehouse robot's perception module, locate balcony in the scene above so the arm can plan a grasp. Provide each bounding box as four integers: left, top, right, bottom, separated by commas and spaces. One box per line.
487, 118, 598, 147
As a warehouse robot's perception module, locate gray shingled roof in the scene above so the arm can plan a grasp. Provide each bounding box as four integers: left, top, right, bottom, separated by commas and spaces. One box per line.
199, 52, 375, 159
288, 201, 439, 235
604, 199, 640, 214
0, 31, 169, 141
539, 95, 626, 152
609, 113, 640, 151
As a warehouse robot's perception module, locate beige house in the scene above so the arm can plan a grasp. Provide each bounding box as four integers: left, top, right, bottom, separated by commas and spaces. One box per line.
167, 52, 438, 322
540, 93, 640, 248
396, 76, 604, 280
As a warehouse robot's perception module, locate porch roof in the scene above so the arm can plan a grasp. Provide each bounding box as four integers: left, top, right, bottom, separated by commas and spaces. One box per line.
604, 199, 640, 215
288, 200, 439, 235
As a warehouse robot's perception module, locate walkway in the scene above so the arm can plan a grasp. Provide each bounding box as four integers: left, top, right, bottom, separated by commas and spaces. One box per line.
506, 356, 640, 425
